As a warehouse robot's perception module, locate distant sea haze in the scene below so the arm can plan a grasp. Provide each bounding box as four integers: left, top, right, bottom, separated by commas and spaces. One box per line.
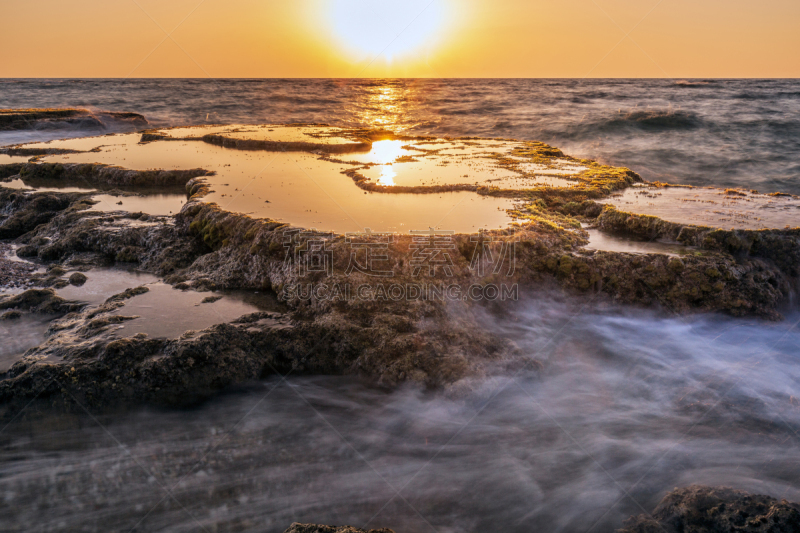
1, 78, 799, 194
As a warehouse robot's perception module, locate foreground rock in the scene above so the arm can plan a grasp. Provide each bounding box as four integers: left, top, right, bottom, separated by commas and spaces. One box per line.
618, 486, 800, 533
283, 487, 800, 533
284, 524, 394, 533
0, 108, 147, 131
0, 242, 36, 290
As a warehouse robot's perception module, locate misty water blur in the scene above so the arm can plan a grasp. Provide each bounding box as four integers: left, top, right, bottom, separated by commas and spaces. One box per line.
2, 293, 799, 532
0, 315, 51, 373
1, 79, 799, 193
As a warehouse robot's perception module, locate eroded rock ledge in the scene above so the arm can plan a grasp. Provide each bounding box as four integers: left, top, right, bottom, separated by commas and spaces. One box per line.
0, 108, 147, 131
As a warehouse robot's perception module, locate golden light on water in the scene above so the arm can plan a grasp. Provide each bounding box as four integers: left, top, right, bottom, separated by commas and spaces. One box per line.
377, 166, 397, 186
355, 83, 416, 131
370, 140, 406, 164
369, 140, 407, 186
327, 0, 448, 60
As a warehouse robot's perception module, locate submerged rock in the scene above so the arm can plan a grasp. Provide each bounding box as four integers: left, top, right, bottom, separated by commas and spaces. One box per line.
0, 188, 82, 239
618, 485, 800, 533
0, 288, 81, 314
283, 524, 395, 533
15, 161, 210, 190
68, 272, 87, 286
0, 108, 147, 131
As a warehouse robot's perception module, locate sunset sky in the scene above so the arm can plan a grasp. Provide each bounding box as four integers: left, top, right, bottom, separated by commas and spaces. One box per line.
2, 0, 799, 78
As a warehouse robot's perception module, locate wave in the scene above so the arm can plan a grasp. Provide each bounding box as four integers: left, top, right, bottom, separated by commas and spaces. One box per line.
673, 80, 716, 87
545, 109, 704, 141
18, 110, 147, 132
268, 94, 341, 105
598, 109, 702, 131
737, 90, 800, 100
0, 110, 149, 146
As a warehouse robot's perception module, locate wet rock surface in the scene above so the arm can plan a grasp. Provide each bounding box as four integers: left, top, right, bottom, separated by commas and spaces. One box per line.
9, 161, 210, 192
0, 187, 85, 239
231, 486, 800, 533
68, 271, 87, 285
284, 524, 395, 533
0, 108, 147, 132
618, 485, 800, 533
0, 243, 36, 290
0, 293, 296, 411
0, 288, 82, 315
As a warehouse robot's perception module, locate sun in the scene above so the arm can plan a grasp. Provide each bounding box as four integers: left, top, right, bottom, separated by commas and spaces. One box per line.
327, 0, 447, 60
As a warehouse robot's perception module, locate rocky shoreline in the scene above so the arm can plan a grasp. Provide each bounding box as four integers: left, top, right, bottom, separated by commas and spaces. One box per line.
0, 124, 798, 414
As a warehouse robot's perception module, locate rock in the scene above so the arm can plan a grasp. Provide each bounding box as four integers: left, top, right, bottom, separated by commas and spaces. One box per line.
0, 288, 77, 313
0, 108, 90, 131
0, 310, 22, 320
283, 524, 395, 533
68, 272, 88, 286
618, 485, 800, 533
202, 132, 372, 154
0, 108, 147, 132
15, 244, 39, 258
0, 188, 80, 239
0, 243, 36, 289
667, 257, 684, 273
201, 295, 222, 304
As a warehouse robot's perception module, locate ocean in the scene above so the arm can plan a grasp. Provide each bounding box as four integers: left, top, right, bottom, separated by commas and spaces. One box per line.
1, 78, 799, 193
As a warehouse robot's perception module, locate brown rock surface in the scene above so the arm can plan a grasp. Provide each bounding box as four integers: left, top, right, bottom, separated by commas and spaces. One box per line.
618, 486, 800, 533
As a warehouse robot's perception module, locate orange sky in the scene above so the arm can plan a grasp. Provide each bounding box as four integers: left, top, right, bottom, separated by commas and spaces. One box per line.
2, 0, 799, 78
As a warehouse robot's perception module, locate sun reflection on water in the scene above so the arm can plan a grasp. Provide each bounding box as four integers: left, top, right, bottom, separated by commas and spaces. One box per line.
377, 166, 397, 186
355, 83, 418, 132
370, 140, 405, 163
363, 139, 407, 186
